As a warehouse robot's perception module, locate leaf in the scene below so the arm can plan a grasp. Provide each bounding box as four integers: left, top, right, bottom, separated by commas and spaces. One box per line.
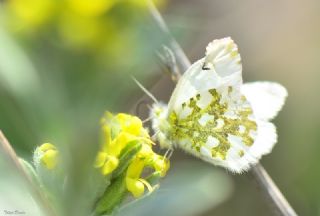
18, 158, 41, 186
0, 153, 44, 215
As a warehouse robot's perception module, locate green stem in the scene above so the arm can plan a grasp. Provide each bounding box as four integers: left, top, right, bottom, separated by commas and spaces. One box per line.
94, 173, 127, 216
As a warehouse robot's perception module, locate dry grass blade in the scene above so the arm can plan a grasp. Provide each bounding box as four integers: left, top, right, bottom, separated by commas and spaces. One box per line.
146, 0, 191, 70
251, 164, 298, 216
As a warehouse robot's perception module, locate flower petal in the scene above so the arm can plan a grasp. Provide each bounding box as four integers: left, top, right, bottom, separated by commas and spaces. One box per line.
126, 178, 145, 198
116, 113, 143, 136
94, 151, 108, 168
40, 149, 58, 170
101, 156, 119, 175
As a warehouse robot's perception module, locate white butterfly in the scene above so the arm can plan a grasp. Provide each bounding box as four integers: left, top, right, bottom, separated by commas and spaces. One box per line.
150, 37, 287, 173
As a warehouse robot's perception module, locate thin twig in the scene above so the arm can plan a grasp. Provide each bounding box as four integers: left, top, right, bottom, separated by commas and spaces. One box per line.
147, 0, 191, 70
144, 1, 298, 215
251, 164, 297, 216
0, 130, 57, 216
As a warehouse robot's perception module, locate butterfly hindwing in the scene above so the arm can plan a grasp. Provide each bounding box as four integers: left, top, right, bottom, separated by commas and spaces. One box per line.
167, 81, 261, 172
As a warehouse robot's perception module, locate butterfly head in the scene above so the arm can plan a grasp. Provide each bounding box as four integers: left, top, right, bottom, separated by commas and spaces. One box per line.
150, 102, 174, 149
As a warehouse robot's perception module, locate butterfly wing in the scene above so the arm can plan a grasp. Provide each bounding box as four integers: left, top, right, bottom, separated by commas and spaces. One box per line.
241, 82, 288, 121
167, 80, 262, 173
168, 37, 242, 115
164, 38, 282, 173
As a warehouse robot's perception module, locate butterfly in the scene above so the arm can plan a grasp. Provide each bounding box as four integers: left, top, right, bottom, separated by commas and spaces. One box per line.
149, 37, 287, 173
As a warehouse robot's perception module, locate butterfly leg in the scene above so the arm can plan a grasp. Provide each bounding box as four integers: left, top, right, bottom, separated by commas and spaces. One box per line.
163, 148, 174, 160
156, 45, 181, 82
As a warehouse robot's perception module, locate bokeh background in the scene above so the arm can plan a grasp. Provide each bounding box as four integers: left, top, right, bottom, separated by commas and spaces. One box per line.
0, 0, 319, 215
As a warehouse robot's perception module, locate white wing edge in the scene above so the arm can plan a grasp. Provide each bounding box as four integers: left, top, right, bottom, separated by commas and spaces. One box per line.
215, 121, 277, 173
241, 81, 288, 121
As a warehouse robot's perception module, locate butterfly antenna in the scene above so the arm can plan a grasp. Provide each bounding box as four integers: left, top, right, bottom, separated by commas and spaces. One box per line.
132, 76, 158, 104
164, 148, 174, 160
146, 104, 154, 113
142, 116, 153, 123
151, 130, 160, 140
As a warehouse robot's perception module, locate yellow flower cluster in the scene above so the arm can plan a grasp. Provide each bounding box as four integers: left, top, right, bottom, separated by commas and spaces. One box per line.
34, 112, 169, 198
4, 0, 165, 50
95, 112, 169, 197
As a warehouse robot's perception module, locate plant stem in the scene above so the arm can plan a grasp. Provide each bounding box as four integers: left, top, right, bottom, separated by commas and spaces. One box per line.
146, 0, 191, 69
145, 1, 298, 215
0, 130, 57, 216
251, 164, 297, 216
94, 173, 127, 216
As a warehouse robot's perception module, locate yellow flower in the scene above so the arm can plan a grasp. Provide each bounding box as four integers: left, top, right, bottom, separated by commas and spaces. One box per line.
94, 152, 119, 175
125, 143, 170, 198
94, 131, 137, 175
150, 155, 170, 177
67, 0, 116, 17
35, 143, 59, 170
126, 158, 147, 197
33, 111, 170, 199
57, 10, 106, 49
7, 0, 56, 31
95, 111, 170, 198
95, 112, 151, 175
116, 113, 143, 136
33, 111, 170, 203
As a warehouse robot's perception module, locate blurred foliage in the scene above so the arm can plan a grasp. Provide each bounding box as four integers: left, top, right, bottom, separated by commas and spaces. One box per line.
3, 0, 165, 53
0, 0, 167, 156
115, 160, 233, 216
0, 1, 171, 216
25, 112, 170, 215
0, 153, 42, 215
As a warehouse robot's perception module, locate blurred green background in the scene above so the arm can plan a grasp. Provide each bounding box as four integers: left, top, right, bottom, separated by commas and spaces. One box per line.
0, 0, 319, 215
